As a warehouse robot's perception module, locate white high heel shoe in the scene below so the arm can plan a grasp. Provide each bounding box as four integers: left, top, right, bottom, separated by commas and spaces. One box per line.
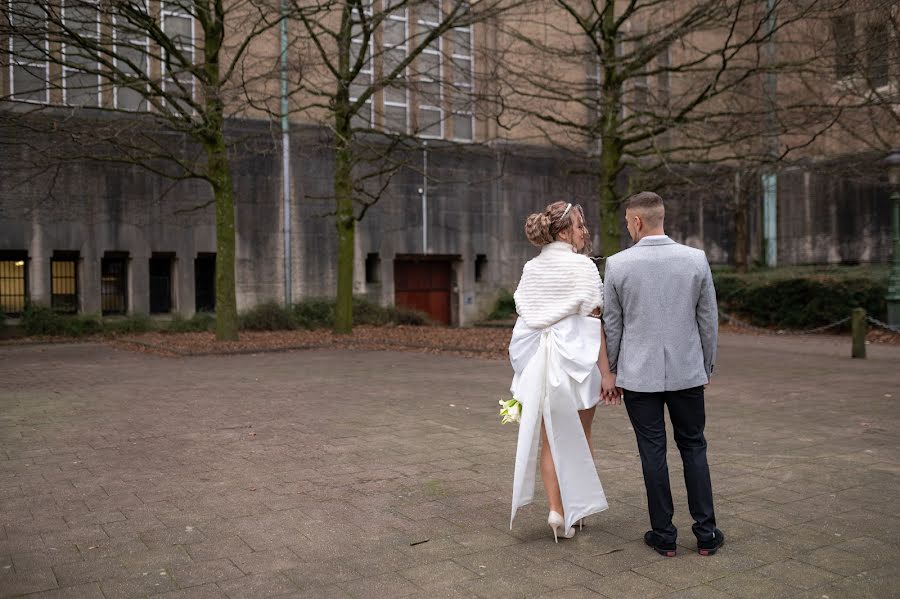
548, 511, 576, 543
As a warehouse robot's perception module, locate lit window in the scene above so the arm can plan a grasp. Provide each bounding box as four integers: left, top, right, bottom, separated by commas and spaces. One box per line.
101, 254, 128, 315
0, 251, 28, 315
51, 253, 79, 313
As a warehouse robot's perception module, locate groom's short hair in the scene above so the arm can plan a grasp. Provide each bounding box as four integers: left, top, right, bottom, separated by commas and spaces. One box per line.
624, 191, 665, 228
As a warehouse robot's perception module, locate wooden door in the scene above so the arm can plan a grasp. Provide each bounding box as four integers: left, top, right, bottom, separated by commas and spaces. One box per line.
394, 260, 452, 325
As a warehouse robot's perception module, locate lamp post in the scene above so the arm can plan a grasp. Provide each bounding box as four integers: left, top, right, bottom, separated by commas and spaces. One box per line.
885, 148, 900, 326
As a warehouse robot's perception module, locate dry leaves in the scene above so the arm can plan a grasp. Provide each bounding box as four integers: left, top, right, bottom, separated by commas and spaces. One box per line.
111, 325, 515, 359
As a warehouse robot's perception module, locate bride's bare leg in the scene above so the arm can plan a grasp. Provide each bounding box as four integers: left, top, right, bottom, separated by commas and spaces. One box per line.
579, 407, 596, 455
540, 422, 564, 515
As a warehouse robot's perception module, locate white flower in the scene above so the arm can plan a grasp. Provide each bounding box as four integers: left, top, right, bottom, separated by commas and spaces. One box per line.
498, 398, 522, 425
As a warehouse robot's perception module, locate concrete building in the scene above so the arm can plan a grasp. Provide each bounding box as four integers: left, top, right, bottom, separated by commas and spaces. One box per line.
1, 0, 896, 325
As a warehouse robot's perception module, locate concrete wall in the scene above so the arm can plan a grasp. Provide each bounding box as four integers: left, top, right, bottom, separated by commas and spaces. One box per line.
0, 121, 893, 324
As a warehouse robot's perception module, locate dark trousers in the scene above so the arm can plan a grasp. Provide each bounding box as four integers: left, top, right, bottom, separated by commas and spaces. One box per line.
623, 386, 717, 544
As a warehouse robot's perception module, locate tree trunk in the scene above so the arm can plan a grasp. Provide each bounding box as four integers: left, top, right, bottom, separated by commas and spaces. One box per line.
598, 139, 622, 260
201, 11, 238, 340
207, 135, 239, 341
597, 2, 623, 261
333, 115, 355, 334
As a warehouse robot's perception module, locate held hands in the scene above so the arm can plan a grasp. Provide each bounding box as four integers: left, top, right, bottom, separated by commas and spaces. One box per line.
601, 371, 623, 406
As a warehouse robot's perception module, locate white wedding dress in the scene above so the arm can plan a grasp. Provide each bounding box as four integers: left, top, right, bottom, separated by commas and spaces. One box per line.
508, 315, 609, 532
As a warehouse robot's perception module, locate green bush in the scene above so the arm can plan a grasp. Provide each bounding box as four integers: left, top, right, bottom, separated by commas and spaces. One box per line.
353, 297, 392, 326
63, 315, 103, 336
291, 297, 430, 329
390, 306, 430, 326
21, 304, 104, 336
104, 314, 155, 334
240, 301, 297, 331
21, 304, 66, 335
166, 312, 215, 333
293, 298, 334, 329
487, 289, 516, 320
714, 272, 886, 329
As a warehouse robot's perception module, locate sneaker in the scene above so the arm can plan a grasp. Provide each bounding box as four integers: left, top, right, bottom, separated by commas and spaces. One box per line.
697, 529, 725, 556
644, 530, 677, 557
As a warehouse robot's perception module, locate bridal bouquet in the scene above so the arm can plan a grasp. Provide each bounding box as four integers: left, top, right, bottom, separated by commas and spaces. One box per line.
499, 398, 522, 424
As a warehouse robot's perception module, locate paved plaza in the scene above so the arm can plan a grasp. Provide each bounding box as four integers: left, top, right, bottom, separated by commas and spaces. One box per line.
1, 333, 898, 598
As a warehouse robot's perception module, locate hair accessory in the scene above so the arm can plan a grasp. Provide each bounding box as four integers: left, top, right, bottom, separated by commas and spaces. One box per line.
559, 203, 572, 221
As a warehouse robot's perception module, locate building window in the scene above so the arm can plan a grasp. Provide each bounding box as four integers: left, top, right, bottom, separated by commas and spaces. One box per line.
449, 20, 474, 141
8, 0, 50, 103
0, 251, 28, 315
149, 254, 174, 314
832, 15, 855, 79
475, 254, 487, 283
62, 0, 101, 107
161, 1, 195, 113
113, 0, 150, 111
350, 0, 374, 128
365, 252, 381, 284
415, 0, 443, 138
101, 253, 128, 315
195, 253, 215, 312
656, 47, 670, 107
51, 252, 79, 313
865, 23, 889, 89
630, 37, 649, 117
383, 2, 409, 133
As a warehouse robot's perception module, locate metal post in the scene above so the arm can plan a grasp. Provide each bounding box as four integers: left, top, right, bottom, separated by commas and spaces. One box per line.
280, 0, 292, 307
884, 149, 900, 326
762, 0, 778, 267
851, 308, 866, 359
422, 141, 428, 255
888, 189, 900, 326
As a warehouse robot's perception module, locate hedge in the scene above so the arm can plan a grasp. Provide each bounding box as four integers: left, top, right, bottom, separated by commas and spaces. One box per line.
714, 272, 886, 329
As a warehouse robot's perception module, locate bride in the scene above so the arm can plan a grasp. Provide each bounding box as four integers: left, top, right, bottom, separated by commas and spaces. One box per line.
508, 201, 619, 542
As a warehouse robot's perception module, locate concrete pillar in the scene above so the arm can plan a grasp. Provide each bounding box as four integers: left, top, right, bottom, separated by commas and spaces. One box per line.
176, 254, 195, 316
129, 252, 150, 315
28, 217, 51, 306
80, 242, 101, 315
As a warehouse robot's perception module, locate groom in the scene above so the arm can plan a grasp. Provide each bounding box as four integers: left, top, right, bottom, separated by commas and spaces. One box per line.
602, 191, 724, 557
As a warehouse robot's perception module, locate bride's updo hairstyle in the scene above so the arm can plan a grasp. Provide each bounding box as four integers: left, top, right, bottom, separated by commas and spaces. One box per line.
525, 201, 590, 254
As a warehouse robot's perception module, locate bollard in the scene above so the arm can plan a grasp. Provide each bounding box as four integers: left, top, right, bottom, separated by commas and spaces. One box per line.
851, 308, 866, 359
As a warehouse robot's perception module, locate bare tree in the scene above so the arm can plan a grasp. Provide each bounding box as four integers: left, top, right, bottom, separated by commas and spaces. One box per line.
1, 0, 300, 340
272, 0, 508, 333
492, 0, 892, 260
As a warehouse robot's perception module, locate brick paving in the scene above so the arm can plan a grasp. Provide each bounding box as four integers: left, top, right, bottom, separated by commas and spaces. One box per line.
0, 333, 898, 598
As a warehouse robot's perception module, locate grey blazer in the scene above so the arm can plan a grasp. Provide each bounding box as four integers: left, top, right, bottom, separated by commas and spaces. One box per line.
602, 235, 718, 392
